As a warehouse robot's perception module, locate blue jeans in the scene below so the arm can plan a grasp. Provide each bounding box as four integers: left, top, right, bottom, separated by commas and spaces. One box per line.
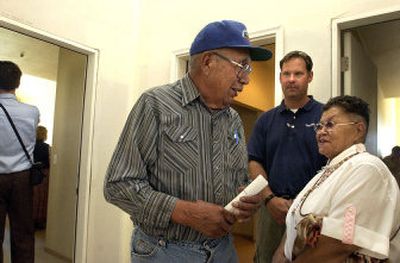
130, 228, 238, 263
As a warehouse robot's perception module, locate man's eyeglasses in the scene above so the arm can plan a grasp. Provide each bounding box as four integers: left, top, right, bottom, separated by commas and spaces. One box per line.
313, 120, 358, 132
211, 52, 252, 77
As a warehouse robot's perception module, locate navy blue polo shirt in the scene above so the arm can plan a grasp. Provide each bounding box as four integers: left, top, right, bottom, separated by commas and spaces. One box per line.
247, 97, 327, 198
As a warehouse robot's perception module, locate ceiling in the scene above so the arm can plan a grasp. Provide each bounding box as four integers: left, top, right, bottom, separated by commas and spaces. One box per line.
356, 19, 400, 58
0, 27, 59, 81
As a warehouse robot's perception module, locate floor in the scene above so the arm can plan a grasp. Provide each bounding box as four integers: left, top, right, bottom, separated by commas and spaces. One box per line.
234, 234, 256, 263
3, 222, 70, 263
3, 223, 255, 263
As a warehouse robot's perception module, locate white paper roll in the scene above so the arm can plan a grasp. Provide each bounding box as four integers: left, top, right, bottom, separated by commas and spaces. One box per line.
224, 175, 268, 212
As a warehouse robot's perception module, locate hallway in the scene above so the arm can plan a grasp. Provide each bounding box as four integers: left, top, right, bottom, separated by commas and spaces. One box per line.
3, 220, 69, 263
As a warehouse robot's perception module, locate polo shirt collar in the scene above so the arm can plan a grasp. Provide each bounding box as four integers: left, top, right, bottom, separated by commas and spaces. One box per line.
278, 95, 315, 113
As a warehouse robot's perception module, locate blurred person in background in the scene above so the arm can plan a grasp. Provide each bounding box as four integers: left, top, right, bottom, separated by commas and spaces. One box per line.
33, 125, 50, 230
0, 61, 39, 263
383, 146, 400, 188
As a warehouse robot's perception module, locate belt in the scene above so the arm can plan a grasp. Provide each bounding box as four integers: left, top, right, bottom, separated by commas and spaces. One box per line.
278, 194, 293, 200
135, 227, 228, 249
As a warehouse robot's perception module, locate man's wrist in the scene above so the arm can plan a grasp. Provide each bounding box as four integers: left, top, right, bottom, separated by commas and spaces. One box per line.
171, 200, 193, 226
264, 193, 275, 205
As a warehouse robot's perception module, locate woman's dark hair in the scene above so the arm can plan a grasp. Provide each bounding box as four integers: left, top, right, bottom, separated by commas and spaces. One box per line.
0, 61, 22, 90
279, 50, 313, 72
392, 146, 400, 157
323, 95, 370, 129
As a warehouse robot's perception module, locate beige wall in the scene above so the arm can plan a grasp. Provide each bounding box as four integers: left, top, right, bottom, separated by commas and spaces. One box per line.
45, 48, 87, 260
1, 1, 142, 262
2, 0, 400, 262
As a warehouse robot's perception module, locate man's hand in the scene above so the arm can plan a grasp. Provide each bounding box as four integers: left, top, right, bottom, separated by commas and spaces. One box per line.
231, 187, 264, 223
266, 197, 292, 225
172, 200, 236, 238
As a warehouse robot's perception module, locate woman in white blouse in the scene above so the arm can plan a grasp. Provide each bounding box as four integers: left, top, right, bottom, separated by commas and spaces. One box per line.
273, 95, 400, 262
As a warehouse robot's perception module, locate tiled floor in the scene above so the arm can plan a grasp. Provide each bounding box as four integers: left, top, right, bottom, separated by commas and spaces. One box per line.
234, 234, 256, 263
3, 222, 70, 263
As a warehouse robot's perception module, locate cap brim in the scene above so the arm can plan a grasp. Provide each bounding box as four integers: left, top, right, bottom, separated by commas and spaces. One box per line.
249, 47, 272, 61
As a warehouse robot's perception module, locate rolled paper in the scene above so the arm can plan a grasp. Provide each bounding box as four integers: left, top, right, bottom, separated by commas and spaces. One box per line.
225, 175, 268, 212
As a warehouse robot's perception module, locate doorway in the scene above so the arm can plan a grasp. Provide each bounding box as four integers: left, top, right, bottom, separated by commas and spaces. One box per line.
332, 10, 400, 157
0, 17, 97, 263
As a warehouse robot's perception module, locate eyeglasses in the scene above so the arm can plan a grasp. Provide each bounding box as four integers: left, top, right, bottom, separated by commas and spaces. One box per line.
211, 52, 252, 77
313, 120, 358, 132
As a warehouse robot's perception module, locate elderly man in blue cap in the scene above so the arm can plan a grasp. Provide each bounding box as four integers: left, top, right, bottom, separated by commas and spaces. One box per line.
104, 20, 272, 263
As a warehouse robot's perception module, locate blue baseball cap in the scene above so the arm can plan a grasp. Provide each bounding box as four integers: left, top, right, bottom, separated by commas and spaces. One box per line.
190, 20, 272, 61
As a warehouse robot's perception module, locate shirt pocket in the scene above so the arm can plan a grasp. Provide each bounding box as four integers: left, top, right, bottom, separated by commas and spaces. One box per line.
227, 131, 247, 170
161, 125, 199, 174
226, 130, 248, 196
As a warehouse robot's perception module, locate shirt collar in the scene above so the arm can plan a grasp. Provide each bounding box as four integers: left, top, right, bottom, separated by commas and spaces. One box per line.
179, 73, 232, 117
328, 143, 366, 167
278, 95, 315, 113
180, 73, 200, 107
0, 93, 17, 100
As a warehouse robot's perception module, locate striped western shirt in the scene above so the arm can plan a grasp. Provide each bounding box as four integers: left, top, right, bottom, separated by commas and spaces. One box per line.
104, 74, 248, 241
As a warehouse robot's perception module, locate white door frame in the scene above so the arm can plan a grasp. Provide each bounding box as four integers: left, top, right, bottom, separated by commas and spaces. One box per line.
170, 25, 284, 106
331, 6, 400, 97
0, 16, 98, 263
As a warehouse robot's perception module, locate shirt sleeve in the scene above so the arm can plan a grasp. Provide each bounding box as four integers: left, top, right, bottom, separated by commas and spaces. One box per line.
247, 114, 266, 163
321, 159, 397, 259
104, 93, 177, 230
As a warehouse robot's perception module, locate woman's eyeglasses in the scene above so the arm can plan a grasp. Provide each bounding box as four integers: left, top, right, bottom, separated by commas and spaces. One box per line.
313, 120, 358, 132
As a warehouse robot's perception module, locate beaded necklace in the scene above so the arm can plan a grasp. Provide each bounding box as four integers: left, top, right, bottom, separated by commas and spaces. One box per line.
291, 151, 360, 217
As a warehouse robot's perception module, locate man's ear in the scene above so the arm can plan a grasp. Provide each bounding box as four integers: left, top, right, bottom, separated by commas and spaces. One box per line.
307, 70, 314, 83
200, 52, 214, 76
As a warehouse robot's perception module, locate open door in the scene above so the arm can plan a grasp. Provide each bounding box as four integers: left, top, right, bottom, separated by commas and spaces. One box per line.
45, 48, 87, 261
342, 31, 378, 154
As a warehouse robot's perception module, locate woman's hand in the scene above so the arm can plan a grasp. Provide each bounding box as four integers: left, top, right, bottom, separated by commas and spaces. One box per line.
273, 233, 290, 263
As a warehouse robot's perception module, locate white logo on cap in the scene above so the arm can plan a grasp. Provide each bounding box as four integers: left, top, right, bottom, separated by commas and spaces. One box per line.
242, 30, 249, 40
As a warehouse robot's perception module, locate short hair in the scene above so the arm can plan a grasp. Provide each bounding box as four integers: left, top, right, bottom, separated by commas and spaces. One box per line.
0, 61, 22, 90
188, 53, 200, 73
323, 95, 370, 129
392, 146, 400, 157
279, 50, 313, 72
36, 125, 48, 141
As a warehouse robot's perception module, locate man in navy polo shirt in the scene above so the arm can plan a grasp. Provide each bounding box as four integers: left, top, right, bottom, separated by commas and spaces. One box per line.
247, 51, 327, 263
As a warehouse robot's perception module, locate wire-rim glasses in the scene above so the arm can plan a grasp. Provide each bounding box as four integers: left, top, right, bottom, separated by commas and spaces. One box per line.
211, 51, 252, 77
314, 120, 358, 132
